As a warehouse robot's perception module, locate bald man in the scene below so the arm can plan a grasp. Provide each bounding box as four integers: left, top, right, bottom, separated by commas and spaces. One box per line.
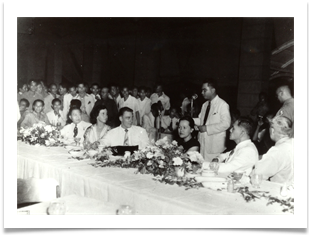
275, 84, 294, 123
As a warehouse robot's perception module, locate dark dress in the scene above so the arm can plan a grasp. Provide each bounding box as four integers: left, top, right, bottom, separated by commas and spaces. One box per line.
178, 138, 200, 152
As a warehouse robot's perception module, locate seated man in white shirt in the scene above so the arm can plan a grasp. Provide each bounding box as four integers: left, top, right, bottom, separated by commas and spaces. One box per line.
90, 83, 101, 102
46, 98, 66, 129
207, 117, 259, 176
253, 116, 294, 184
60, 107, 92, 145
101, 107, 150, 150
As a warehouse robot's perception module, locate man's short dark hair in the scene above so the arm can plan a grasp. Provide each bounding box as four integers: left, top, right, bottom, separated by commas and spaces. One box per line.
59, 82, 68, 90
20, 98, 30, 107
236, 116, 254, 137
52, 98, 62, 106
203, 78, 218, 91
119, 107, 133, 117
28, 79, 37, 86
76, 82, 88, 87
48, 83, 57, 89
91, 83, 100, 88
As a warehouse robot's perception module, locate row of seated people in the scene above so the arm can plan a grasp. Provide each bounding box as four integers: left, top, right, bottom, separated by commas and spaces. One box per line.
17, 97, 293, 186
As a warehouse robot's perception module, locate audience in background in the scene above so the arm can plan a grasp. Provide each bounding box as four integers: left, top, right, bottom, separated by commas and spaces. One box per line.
145, 87, 152, 99
20, 80, 42, 110
63, 84, 78, 118
17, 99, 30, 129
36, 81, 48, 99
161, 107, 179, 132
20, 99, 50, 129
17, 83, 29, 102
76, 82, 95, 116
90, 83, 101, 102
250, 92, 270, 122
58, 82, 68, 110
142, 103, 160, 141
109, 83, 122, 110
253, 116, 294, 184
44, 83, 59, 113
275, 83, 294, 136
119, 86, 140, 126
150, 84, 170, 116
93, 86, 119, 128
138, 86, 151, 125
180, 89, 191, 116
132, 87, 139, 99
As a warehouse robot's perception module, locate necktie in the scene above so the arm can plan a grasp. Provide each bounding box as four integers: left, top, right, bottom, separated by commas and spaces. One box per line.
203, 102, 211, 124
226, 148, 235, 163
73, 124, 78, 138
124, 129, 129, 146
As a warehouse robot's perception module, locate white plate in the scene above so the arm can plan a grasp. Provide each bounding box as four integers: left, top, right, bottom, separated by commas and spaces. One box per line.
195, 176, 227, 183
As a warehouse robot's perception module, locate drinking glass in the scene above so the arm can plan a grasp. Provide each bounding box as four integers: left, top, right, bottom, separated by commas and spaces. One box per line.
47, 200, 66, 215
116, 205, 135, 215
209, 162, 220, 175
251, 174, 263, 188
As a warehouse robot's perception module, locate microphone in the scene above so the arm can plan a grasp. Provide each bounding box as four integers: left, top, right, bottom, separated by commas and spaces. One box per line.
192, 94, 198, 100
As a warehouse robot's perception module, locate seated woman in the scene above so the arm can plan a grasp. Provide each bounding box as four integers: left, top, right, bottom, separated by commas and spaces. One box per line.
177, 116, 200, 153
20, 99, 50, 129
83, 105, 111, 150
60, 107, 92, 145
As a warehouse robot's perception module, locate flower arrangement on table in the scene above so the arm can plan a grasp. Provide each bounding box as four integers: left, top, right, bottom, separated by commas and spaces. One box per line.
18, 123, 62, 147
89, 137, 205, 188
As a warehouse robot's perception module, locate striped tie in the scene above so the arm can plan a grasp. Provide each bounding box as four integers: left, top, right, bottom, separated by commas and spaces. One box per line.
124, 129, 129, 146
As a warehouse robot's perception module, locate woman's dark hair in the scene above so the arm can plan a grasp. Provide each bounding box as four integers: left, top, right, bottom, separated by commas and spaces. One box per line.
32, 99, 44, 111
90, 105, 107, 124
179, 116, 195, 129
66, 107, 82, 124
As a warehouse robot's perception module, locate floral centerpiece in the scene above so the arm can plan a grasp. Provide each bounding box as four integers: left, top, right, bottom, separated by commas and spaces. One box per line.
18, 123, 62, 147
90, 136, 204, 180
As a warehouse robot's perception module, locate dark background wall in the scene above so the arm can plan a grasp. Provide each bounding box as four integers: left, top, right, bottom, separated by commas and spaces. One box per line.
17, 17, 293, 115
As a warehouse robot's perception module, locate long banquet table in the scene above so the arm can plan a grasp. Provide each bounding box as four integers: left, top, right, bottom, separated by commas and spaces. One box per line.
17, 141, 292, 215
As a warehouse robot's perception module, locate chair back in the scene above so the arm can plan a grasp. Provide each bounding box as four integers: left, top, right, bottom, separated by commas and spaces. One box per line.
17, 178, 60, 205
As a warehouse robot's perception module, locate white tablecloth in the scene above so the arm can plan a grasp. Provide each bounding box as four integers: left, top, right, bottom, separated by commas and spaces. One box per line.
17, 195, 118, 215
17, 141, 292, 215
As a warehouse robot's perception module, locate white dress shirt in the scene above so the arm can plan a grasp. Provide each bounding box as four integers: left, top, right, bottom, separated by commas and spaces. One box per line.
119, 95, 140, 125
63, 93, 78, 119
254, 137, 294, 184
60, 121, 92, 144
46, 110, 66, 127
100, 125, 150, 150
150, 92, 170, 112
193, 95, 231, 161
76, 93, 95, 116
138, 97, 151, 124
214, 139, 258, 176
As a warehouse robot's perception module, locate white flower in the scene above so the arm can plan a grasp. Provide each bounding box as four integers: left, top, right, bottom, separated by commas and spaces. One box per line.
40, 133, 46, 138
45, 140, 50, 146
158, 160, 165, 168
44, 125, 53, 133
49, 138, 56, 145
124, 151, 131, 159
172, 157, 183, 166
155, 136, 168, 146
172, 140, 178, 146
146, 152, 154, 159
187, 151, 204, 163
147, 160, 153, 166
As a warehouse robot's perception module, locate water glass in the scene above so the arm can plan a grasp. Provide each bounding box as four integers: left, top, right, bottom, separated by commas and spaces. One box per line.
116, 205, 135, 215
251, 174, 263, 188
209, 162, 220, 175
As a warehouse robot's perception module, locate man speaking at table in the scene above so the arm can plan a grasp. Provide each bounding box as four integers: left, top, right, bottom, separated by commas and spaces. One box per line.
101, 107, 150, 149
194, 79, 231, 161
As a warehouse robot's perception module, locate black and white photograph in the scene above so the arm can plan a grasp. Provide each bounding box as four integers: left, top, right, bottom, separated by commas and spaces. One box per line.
3, 0, 308, 229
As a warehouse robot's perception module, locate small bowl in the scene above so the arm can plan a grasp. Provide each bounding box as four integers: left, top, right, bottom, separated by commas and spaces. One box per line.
69, 150, 85, 158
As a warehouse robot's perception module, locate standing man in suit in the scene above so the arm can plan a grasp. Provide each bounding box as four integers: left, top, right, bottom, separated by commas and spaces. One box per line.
194, 79, 231, 161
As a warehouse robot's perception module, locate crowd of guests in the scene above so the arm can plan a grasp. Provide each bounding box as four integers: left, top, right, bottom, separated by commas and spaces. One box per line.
17, 78, 294, 186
